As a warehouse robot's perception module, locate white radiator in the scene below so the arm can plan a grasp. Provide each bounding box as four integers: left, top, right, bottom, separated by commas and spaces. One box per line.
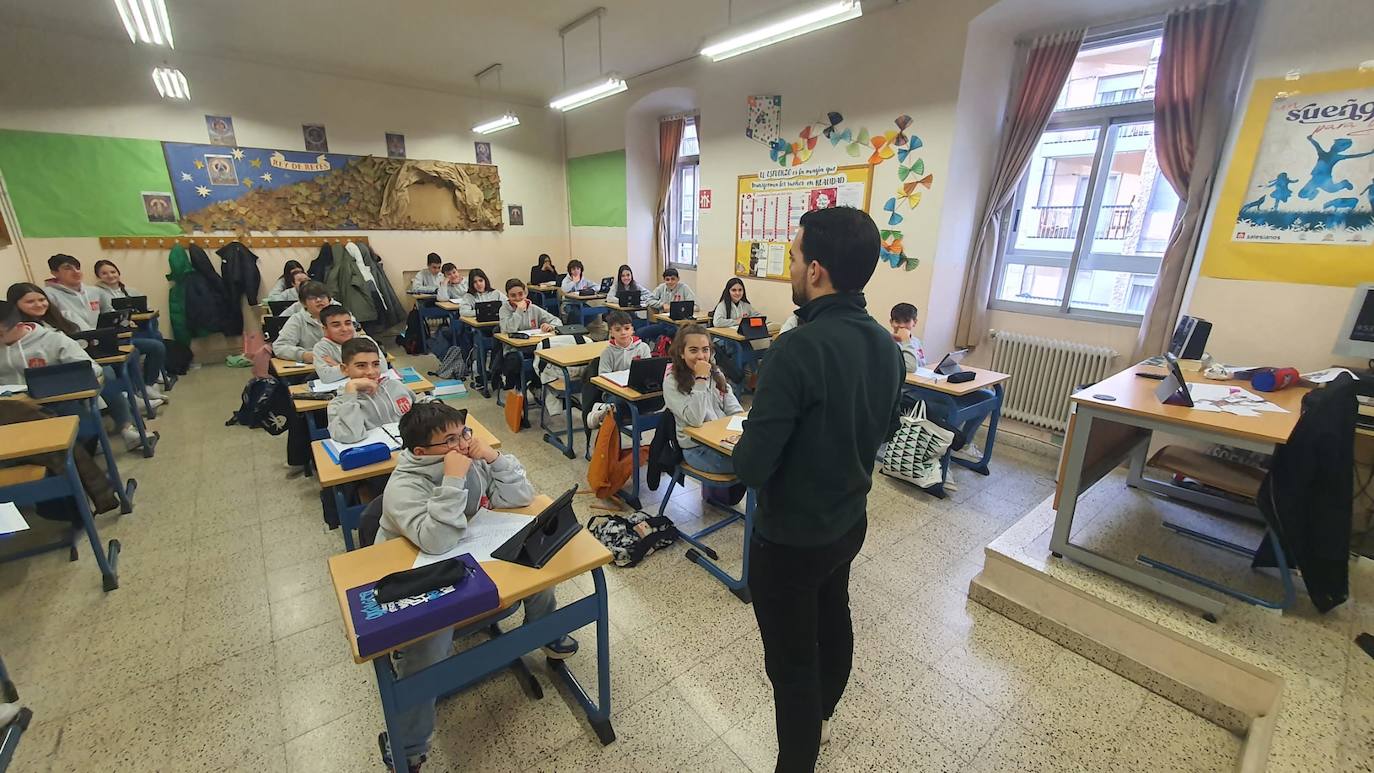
988, 331, 1117, 432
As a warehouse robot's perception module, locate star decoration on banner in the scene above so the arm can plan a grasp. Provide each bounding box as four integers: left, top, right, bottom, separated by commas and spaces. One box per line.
180, 172, 193, 182
231, 148, 245, 160
195, 185, 211, 197
260, 172, 273, 183
242, 178, 254, 188
193, 159, 205, 169
249, 158, 262, 168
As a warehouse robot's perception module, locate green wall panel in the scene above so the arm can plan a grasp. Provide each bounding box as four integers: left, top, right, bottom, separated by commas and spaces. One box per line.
0, 129, 181, 237
566, 150, 627, 228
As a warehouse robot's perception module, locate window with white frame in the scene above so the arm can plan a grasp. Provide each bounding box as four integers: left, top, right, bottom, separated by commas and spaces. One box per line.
667, 117, 700, 268
994, 29, 1179, 322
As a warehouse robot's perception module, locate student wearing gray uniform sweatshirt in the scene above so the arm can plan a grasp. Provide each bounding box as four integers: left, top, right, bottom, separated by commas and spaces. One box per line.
435, 263, 469, 302
378, 402, 577, 771
410, 254, 443, 293
312, 304, 371, 383
325, 338, 418, 443
662, 325, 744, 475
497, 279, 558, 333
273, 281, 332, 362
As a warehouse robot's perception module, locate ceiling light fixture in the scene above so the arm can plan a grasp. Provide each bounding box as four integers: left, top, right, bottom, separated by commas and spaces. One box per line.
152, 66, 190, 100
548, 7, 627, 112
115, 0, 175, 48
472, 64, 520, 134
700, 0, 861, 62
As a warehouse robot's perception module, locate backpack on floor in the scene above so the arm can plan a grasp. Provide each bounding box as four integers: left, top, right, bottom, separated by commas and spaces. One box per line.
433, 345, 469, 381
587, 510, 679, 567
880, 400, 954, 489
395, 308, 425, 355
225, 375, 291, 435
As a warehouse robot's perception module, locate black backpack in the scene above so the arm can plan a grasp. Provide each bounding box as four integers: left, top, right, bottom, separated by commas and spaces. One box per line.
226, 376, 291, 435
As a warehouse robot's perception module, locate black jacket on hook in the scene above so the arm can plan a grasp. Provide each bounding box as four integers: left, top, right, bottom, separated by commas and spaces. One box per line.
183, 244, 233, 336
216, 240, 263, 335
307, 243, 333, 283
1252, 373, 1358, 612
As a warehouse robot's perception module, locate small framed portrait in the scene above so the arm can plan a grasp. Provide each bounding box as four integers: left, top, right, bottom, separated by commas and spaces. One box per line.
205, 115, 236, 146
142, 192, 176, 223
302, 123, 329, 152
474, 141, 492, 165
386, 132, 406, 159
507, 204, 524, 226
204, 154, 239, 186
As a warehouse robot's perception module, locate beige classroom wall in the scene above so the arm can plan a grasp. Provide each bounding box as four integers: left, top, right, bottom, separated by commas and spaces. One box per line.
563, 0, 1001, 328
0, 22, 570, 339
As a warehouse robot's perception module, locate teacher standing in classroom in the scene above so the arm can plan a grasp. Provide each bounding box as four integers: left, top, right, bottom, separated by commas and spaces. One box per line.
732, 206, 904, 772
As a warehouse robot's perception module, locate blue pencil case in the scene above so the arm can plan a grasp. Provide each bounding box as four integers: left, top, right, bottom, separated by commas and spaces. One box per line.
338, 442, 392, 470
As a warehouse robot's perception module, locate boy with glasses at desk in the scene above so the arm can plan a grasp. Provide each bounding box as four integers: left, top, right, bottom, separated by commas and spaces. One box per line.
377, 401, 578, 773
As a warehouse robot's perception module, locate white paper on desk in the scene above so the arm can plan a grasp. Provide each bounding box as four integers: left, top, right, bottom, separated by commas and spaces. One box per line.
308, 377, 349, 393
1190, 402, 1223, 412
323, 427, 401, 458
1301, 367, 1356, 384
381, 422, 401, 441
411, 509, 531, 567
1221, 404, 1260, 417
601, 369, 630, 387
912, 367, 947, 382
0, 383, 27, 396
1249, 401, 1289, 413
1187, 383, 1248, 402
727, 414, 747, 432
0, 502, 29, 534
521, 328, 548, 337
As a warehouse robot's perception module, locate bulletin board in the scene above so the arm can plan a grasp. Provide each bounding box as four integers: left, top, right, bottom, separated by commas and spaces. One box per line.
734, 164, 872, 281
1200, 67, 1374, 287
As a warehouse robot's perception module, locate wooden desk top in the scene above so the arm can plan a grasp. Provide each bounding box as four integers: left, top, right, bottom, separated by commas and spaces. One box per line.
409, 293, 438, 301
653, 312, 711, 327
602, 301, 647, 313
562, 292, 606, 301
312, 415, 500, 488
131, 311, 158, 322
117, 331, 133, 339
708, 323, 780, 342
590, 375, 661, 401
528, 283, 558, 293
271, 358, 316, 378
1071, 365, 1306, 446
435, 301, 462, 312
0, 415, 79, 462
494, 332, 554, 349
458, 315, 499, 328
291, 376, 436, 413
3, 387, 102, 407
684, 413, 744, 456
94, 345, 133, 365
905, 365, 1011, 397
328, 494, 613, 663
534, 340, 607, 367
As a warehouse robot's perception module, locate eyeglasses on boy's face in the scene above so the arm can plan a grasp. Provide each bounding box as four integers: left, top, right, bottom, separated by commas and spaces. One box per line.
419, 425, 473, 449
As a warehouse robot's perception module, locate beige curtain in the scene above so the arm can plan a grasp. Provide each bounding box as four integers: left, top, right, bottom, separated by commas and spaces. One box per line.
654, 118, 686, 276
1133, 0, 1254, 360
954, 30, 1084, 348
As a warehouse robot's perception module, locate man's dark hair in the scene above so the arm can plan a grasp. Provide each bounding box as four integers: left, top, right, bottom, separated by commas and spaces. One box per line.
890, 303, 918, 324
319, 304, 351, 325
426, 252, 442, 266
567, 258, 585, 274
340, 336, 380, 363
797, 206, 881, 293
48, 254, 80, 272
399, 401, 468, 451
605, 310, 634, 329
0, 300, 19, 329
300, 281, 329, 301
662, 268, 679, 279
440, 262, 457, 273
505, 277, 526, 293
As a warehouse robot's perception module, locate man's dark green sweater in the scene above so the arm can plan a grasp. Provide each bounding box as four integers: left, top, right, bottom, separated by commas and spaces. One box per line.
733, 292, 903, 547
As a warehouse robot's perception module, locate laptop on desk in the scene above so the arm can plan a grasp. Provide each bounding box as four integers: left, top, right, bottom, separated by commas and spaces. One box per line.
596, 277, 614, 295
934, 349, 968, 376
737, 315, 770, 340
616, 289, 642, 309
627, 356, 669, 393
474, 300, 502, 323
668, 300, 694, 321
111, 296, 148, 313
263, 315, 288, 342
73, 328, 121, 359
96, 310, 131, 329
267, 300, 296, 316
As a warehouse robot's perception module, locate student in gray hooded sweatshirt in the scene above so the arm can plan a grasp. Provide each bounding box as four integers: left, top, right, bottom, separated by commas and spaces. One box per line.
377, 401, 577, 771
311, 304, 372, 384
273, 281, 331, 363
326, 338, 417, 443
497, 278, 558, 333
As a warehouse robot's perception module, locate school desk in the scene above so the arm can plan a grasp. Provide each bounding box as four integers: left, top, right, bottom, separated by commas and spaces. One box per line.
290, 375, 436, 441
456, 315, 500, 398
528, 283, 560, 314
0, 416, 121, 591
902, 365, 1011, 485
271, 357, 317, 381
130, 311, 157, 324
1, 388, 133, 515
492, 331, 556, 414
1053, 365, 1307, 618
588, 375, 663, 509
535, 340, 608, 458
94, 346, 155, 458
560, 292, 609, 327
312, 416, 500, 551
669, 414, 757, 602
327, 494, 617, 754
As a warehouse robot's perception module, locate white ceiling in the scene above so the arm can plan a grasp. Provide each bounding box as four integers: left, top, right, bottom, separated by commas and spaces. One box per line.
0, 0, 862, 104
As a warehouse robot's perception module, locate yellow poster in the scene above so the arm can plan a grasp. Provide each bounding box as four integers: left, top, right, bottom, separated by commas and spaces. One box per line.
1201, 67, 1374, 286
734, 164, 872, 281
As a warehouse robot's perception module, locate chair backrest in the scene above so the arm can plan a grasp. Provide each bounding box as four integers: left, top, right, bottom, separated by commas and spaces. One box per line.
359, 497, 385, 549
24, 361, 99, 399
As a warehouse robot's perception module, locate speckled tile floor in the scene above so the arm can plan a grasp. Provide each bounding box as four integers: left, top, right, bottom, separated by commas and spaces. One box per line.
1, 356, 1253, 771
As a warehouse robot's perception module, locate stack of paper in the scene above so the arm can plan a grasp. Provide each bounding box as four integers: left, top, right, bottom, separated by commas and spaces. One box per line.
433, 380, 467, 397
410, 509, 532, 567
323, 426, 402, 461
727, 414, 747, 432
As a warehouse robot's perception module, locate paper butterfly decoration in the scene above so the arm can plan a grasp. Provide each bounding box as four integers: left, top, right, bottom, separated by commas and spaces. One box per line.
821, 112, 845, 142
897, 135, 924, 162
769, 138, 792, 165
897, 158, 926, 181
882, 197, 903, 226
892, 115, 912, 146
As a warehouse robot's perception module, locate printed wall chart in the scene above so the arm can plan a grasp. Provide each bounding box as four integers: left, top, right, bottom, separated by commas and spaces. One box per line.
734, 164, 872, 280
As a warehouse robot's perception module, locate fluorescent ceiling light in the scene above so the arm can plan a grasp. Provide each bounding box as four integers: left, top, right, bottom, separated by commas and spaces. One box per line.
473, 113, 521, 134
700, 0, 861, 62
548, 75, 627, 112
115, 0, 174, 48
152, 67, 190, 100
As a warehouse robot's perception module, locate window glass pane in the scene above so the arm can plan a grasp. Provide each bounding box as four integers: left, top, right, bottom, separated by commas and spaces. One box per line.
995, 262, 1069, 307
1056, 35, 1160, 111
1013, 127, 1101, 254
680, 119, 699, 157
